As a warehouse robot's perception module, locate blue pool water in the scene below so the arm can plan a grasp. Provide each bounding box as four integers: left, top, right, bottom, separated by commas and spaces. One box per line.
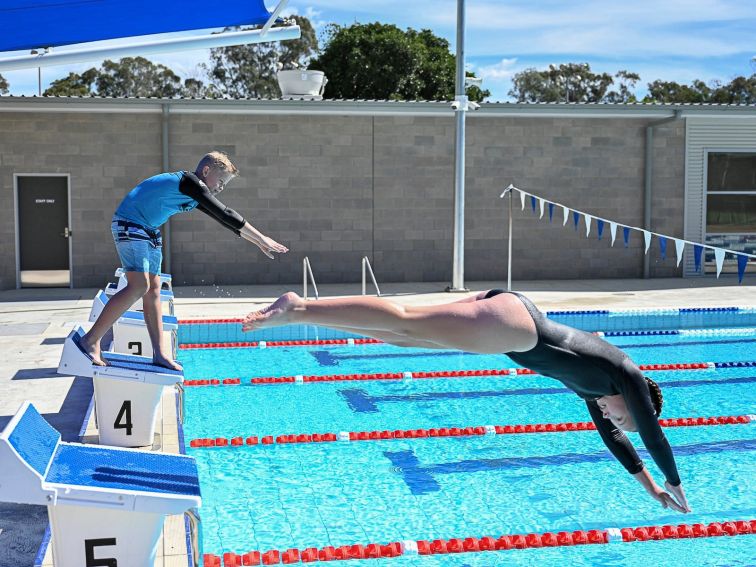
182, 324, 756, 565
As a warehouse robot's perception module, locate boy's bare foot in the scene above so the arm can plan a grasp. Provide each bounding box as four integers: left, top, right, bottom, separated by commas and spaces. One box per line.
152, 353, 183, 371
80, 335, 107, 366
242, 292, 303, 332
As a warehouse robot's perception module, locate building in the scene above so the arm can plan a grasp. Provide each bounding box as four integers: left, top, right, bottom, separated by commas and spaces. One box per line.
1, 96, 754, 290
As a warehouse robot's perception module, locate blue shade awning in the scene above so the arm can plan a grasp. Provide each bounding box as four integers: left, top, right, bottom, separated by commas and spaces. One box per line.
2, 0, 274, 53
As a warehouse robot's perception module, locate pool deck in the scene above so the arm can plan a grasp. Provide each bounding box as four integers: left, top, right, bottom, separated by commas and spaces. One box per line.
0, 277, 754, 566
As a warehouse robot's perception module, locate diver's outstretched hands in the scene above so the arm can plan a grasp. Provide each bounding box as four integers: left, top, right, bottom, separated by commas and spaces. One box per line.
242, 292, 302, 332
664, 481, 691, 513
647, 482, 690, 513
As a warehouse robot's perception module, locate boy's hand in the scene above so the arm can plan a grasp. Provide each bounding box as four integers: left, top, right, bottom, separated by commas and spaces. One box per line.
255, 235, 289, 259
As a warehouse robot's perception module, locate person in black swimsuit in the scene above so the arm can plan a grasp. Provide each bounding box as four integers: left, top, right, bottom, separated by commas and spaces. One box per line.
242, 289, 691, 513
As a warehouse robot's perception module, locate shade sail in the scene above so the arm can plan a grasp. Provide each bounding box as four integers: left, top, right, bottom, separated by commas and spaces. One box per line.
2, 0, 274, 53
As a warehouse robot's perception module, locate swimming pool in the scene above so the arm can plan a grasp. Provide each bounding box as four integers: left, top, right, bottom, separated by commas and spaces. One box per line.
180, 311, 755, 566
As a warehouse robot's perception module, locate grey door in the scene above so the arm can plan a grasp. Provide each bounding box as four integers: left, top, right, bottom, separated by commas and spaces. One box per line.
17, 176, 71, 287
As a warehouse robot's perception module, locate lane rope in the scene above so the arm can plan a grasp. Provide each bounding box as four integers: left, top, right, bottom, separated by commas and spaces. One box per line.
202, 519, 756, 565
188, 414, 754, 449
182, 360, 756, 387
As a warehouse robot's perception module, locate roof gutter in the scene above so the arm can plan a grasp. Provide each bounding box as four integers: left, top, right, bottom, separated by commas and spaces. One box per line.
643, 110, 682, 278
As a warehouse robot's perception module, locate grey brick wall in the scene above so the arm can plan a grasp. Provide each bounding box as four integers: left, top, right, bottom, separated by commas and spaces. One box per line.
0, 104, 687, 289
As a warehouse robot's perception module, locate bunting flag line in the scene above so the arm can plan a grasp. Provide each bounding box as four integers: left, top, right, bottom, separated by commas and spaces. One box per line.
500, 185, 754, 283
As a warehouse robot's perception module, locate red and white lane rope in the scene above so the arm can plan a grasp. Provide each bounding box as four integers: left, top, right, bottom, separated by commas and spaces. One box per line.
203, 519, 756, 565
181, 338, 381, 349
188, 414, 754, 449
183, 360, 731, 387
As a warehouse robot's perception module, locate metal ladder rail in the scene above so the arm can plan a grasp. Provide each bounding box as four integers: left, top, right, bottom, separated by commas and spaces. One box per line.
361, 256, 381, 296
303, 256, 319, 300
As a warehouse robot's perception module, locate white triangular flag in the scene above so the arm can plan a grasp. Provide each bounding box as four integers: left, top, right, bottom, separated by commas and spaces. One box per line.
642, 230, 651, 254
674, 239, 685, 267
539, 198, 545, 219
562, 206, 569, 226
584, 214, 592, 237
609, 222, 617, 246
519, 190, 526, 210
714, 248, 726, 278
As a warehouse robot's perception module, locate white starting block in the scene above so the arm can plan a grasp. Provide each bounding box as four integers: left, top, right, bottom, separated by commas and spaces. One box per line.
0, 402, 200, 567
90, 290, 178, 359
105, 281, 175, 316
115, 267, 172, 290
59, 326, 184, 447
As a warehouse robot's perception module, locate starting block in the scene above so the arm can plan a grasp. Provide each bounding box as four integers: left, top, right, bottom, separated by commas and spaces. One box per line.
58, 326, 184, 447
115, 267, 172, 290
90, 290, 178, 359
105, 281, 175, 316
0, 402, 200, 567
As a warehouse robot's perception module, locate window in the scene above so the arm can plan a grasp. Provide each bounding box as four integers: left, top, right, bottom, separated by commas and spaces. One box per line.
704, 152, 756, 274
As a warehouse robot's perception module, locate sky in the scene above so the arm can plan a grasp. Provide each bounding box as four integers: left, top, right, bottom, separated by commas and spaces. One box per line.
2, 0, 755, 101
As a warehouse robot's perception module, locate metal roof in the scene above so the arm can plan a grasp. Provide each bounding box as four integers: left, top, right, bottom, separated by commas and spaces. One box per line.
0, 94, 754, 119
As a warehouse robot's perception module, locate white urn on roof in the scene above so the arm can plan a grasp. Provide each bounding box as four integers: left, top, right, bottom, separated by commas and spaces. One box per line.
277, 62, 328, 100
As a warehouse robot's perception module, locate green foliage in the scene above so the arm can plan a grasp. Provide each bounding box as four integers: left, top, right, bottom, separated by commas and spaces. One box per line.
203, 15, 319, 98
96, 57, 183, 97
0, 74, 8, 95
43, 58, 210, 98
509, 63, 638, 103
644, 75, 756, 104
310, 22, 489, 101
44, 68, 99, 96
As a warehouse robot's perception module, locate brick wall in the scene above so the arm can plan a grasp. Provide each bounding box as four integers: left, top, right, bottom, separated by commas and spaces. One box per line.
0, 104, 686, 289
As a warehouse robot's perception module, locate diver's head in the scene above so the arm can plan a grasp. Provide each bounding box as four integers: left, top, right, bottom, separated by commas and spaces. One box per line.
596, 377, 663, 432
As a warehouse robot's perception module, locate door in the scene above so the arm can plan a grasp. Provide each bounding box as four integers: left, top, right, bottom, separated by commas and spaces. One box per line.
16, 175, 71, 287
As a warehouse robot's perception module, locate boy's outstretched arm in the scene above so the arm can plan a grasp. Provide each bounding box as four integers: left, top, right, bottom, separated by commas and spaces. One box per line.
239, 222, 288, 258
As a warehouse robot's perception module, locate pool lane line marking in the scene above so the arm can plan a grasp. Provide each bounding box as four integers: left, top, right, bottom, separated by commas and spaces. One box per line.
202, 519, 756, 565
183, 360, 756, 387
188, 413, 754, 448
180, 327, 756, 350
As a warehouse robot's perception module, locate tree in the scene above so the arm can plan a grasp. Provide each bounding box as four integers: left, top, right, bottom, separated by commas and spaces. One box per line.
509, 63, 637, 103
96, 57, 183, 98
644, 74, 756, 104
43, 58, 212, 98
44, 68, 98, 96
203, 15, 318, 98
310, 22, 489, 101
0, 74, 8, 95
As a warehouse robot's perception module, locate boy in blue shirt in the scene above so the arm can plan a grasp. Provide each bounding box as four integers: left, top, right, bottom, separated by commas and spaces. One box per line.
81, 151, 288, 369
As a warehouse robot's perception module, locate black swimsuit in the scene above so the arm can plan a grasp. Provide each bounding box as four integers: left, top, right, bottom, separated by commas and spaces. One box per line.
485, 289, 680, 486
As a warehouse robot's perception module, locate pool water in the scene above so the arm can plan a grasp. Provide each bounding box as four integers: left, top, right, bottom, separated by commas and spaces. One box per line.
181, 325, 756, 565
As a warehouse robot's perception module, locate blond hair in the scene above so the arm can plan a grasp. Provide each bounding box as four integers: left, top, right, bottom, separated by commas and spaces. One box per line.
196, 151, 239, 176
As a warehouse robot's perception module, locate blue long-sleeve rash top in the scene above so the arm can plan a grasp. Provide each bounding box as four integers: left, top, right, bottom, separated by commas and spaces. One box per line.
114, 171, 246, 233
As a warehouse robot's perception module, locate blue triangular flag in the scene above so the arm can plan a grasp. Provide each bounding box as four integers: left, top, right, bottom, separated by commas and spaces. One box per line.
573, 211, 580, 230
623, 227, 630, 247
693, 245, 703, 272
531, 196, 537, 213
548, 202, 554, 222
659, 236, 667, 260
737, 255, 748, 284
597, 220, 604, 240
